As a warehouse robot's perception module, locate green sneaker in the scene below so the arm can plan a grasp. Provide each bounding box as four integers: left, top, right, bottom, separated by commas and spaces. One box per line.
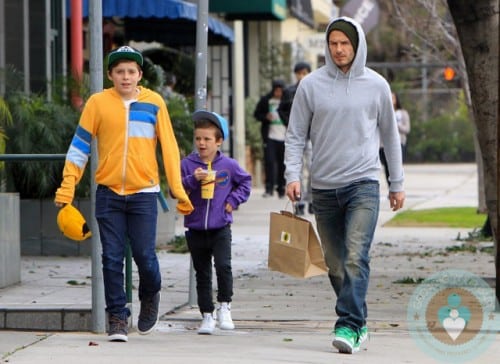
332, 326, 357, 354
353, 326, 368, 352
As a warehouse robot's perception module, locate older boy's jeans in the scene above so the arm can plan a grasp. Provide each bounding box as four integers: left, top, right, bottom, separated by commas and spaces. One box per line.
312, 180, 379, 331
95, 186, 161, 320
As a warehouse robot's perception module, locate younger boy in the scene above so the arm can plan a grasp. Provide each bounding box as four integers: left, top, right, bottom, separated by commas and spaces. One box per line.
181, 111, 252, 334
55, 46, 193, 342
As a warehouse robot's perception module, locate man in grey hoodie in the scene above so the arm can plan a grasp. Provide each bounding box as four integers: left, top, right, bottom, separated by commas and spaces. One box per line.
284, 17, 406, 354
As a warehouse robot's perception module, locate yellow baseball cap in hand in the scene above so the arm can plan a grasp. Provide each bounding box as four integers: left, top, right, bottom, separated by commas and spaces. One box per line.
57, 204, 92, 241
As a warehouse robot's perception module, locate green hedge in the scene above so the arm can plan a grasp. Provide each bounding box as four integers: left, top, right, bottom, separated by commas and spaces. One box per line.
406, 92, 475, 163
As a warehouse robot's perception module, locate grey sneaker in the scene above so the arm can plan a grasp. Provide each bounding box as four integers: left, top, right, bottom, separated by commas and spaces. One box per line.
108, 315, 128, 342
137, 291, 160, 335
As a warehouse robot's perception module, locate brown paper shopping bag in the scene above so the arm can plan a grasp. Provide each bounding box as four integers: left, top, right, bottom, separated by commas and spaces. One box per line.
268, 210, 328, 278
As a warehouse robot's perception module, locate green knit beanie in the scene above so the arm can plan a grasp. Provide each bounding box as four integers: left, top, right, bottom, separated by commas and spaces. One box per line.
326, 20, 359, 51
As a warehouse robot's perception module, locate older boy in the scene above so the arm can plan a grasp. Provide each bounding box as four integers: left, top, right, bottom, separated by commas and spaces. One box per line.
55, 46, 193, 342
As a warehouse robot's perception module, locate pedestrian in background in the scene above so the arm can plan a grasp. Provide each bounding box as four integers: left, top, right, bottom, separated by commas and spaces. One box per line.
278, 62, 313, 215
253, 79, 286, 198
284, 17, 405, 354
161, 72, 189, 112
380, 91, 411, 187
161, 72, 177, 100
181, 111, 252, 335
54, 46, 194, 342
393, 92, 411, 160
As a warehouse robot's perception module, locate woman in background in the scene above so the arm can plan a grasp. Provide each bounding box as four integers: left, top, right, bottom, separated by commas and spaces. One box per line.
380, 91, 411, 187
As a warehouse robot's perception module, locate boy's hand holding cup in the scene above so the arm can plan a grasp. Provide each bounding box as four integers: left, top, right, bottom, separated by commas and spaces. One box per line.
196, 167, 216, 199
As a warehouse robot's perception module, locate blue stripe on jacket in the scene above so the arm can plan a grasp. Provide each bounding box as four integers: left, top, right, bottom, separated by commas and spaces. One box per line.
129, 102, 158, 139
67, 125, 91, 167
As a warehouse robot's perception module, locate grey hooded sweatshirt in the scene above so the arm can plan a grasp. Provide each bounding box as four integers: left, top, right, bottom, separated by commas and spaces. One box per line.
284, 17, 404, 193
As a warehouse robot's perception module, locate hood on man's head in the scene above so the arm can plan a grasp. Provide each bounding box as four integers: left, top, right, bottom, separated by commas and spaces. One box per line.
107, 46, 143, 69
326, 19, 359, 52
192, 110, 229, 140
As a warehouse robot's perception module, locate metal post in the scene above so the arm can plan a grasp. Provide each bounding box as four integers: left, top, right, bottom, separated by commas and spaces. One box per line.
22, 0, 29, 94
232, 20, 245, 167
70, 0, 83, 108
0, 0, 5, 96
421, 51, 428, 122
88, 0, 106, 333
188, 0, 209, 307
497, 72, 500, 311
194, 0, 209, 111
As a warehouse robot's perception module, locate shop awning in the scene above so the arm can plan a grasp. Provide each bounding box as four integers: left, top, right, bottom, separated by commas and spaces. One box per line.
209, 0, 314, 28
209, 0, 287, 21
67, 0, 234, 46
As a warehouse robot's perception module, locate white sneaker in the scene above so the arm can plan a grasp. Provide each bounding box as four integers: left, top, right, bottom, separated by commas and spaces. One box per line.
198, 313, 216, 335
217, 302, 235, 330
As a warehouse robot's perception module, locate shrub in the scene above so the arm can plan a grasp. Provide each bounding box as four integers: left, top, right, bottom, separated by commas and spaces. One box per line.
4, 92, 84, 198
406, 91, 474, 163
164, 235, 189, 253
245, 97, 263, 161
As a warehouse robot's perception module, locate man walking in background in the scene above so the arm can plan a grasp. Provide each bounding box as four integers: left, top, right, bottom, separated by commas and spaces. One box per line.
278, 62, 312, 215
254, 79, 287, 198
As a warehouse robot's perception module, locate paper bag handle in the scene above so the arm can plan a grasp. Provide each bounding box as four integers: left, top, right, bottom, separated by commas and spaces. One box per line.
279, 200, 305, 219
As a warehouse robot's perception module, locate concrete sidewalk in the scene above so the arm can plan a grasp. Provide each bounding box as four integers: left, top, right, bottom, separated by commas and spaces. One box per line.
1, 163, 498, 363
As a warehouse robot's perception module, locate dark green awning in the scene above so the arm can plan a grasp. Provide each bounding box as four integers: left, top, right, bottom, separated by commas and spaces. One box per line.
209, 0, 287, 21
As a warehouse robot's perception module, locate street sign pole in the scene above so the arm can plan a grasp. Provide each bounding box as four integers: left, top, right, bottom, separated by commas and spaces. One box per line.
89, 0, 106, 333
188, 0, 210, 307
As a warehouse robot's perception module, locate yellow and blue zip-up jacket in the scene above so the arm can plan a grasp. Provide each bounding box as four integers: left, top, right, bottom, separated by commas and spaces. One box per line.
55, 86, 193, 215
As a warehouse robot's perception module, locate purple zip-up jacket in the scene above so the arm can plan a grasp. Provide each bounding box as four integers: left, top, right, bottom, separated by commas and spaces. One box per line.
181, 150, 252, 230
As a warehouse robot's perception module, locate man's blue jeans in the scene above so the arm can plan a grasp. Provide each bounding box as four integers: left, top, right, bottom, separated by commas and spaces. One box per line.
95, 185, 161, 320
312, 180, 379, 331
